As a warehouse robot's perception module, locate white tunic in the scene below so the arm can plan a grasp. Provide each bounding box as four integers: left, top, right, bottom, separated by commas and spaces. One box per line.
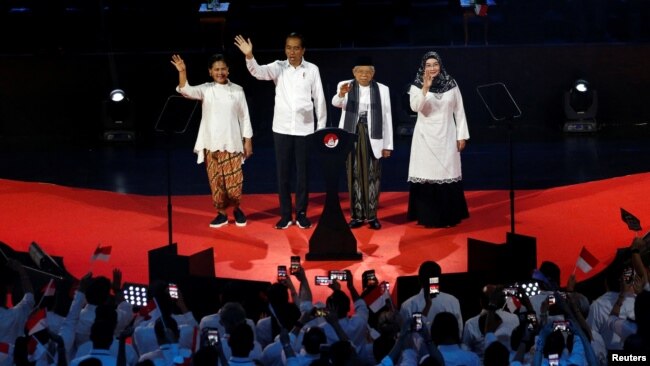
407, 84, 470, 183
178, 80, 253, 164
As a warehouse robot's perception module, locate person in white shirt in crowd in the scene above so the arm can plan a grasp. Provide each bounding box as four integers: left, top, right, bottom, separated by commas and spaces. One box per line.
586, 248, 642, 351
399, 261, 463, 339
234, 32, 327, 230
138, 316, 192, 366
76, 270, 133, 349
0, 258, 35, 358
132, 281, 198, 357
74, 305, 138, 366
256, 265, 312, 349
605, 237, 649, 351
431, 311, 480, 366
300, 270, 370, 352
461, 284, 519, 360
171, 53, 254, 229
199, 301, 263, 364
70, 319, 118, 366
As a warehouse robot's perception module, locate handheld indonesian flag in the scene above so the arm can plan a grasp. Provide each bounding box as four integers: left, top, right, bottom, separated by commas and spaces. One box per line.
364, 281, 391, 313
475, 4, 488, 16
0, 342, 11, 365
576, 246, 599, 273
41, 279, 56, 297
26, 308, 48, 336
91, 245, 112, 262
505, 295, 522, 313
138, 301, 158, 321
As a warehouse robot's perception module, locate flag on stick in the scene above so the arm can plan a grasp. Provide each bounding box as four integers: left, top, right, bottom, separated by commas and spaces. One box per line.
26, 308, 48, 336
91, 245, 112, 262
576, 246, 600, 273
41, 279, 56, 297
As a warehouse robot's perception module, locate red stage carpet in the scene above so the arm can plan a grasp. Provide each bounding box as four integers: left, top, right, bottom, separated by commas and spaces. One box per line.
1, 174, 649, 303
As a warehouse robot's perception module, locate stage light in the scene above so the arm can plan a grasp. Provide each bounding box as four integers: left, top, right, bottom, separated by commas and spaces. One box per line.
122, 282, 148, 307
103, 89, 135, 141
563, 78, 598, 133
110, 89, 127, 102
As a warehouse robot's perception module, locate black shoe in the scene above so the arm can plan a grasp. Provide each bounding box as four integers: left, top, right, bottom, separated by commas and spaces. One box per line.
296, 212, 311, 229
209, 213, 228, 228
234, 207, 247, 227
275, 217, 293, 230
348, 219, 364, 229
368, 218, 382, 230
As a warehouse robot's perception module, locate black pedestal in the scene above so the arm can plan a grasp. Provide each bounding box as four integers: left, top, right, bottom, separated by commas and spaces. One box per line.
306, 127, 361, 261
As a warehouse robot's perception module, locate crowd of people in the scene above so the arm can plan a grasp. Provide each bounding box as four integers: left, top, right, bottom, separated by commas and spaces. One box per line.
1, 236, 648, 366
173, 32, 471, 231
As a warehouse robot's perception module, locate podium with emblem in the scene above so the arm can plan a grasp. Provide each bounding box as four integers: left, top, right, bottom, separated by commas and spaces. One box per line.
306, 127, 361, 261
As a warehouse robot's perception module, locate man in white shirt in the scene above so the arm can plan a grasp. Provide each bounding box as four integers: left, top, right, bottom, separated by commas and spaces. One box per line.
399, 261, 463, 339
171, 53, 254, 228
234, 32, 327, 230
331, 56, 393, 230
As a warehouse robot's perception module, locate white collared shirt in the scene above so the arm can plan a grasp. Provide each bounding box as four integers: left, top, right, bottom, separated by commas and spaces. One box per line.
246, 57, 327, 136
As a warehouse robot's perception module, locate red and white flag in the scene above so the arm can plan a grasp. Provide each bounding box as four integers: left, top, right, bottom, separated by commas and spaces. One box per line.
475, 4, 488, 16
576, 246, 599, 273
41, 279, 56, 297
505, 295, 522, 313
91, 245, 112, 262
138, 301, 158, 321
363, 281, 391, 313
26, 308, 48, 336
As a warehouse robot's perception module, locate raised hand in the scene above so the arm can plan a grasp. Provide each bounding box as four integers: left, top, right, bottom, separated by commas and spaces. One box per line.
171, 54, 186, 72
234, 35, 253, 58
338, 82, 351, 97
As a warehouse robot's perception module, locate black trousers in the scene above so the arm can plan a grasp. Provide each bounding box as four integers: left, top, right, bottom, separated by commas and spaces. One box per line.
273, 132, 309, 219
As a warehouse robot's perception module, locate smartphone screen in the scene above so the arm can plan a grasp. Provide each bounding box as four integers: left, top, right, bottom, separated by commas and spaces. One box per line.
548, 294, 556, 305
207, 328, 219, 345
526, 313, 538, 330
315, 275, 332, 286
412, 312, 423, 331
362, 269, 378, 288
553, 320, 569, 332
277, 265, 288, 281
549, 353, 560, 366
290, 256, 300, 274
168, 283, 178, 299
329, 270, 347, 281
429, 277, 440, 297
623, 266, 635, 284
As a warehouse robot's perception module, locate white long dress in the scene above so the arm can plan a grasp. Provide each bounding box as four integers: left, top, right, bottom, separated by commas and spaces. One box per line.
407, 84, 469, 183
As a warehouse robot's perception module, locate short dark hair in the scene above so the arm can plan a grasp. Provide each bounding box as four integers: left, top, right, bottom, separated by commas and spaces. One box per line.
228, 322, 254, 357
208, 54, 229, 68
484, 341, 510, 366
286, 32, 305, 48
418, 261, 441, 288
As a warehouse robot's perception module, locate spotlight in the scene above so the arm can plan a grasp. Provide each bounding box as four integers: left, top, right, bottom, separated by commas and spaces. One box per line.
102, 89, 135, 141
563, 79, 598, 133
122, 282, 148, 307
110, 89, 127, 102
